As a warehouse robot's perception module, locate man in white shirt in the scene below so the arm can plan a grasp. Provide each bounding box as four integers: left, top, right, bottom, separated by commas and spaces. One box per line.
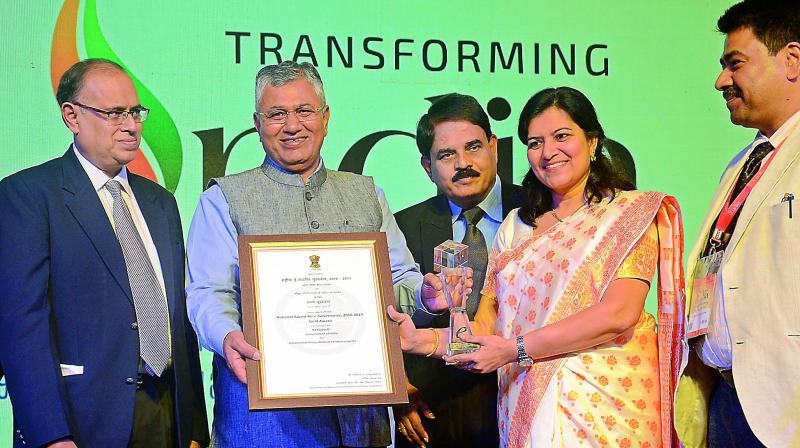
0, 59, 208, 448
675, 2, 800, 447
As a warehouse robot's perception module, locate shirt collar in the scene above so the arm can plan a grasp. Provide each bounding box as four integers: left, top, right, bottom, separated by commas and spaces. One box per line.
448, 175, 502, 224
760, 108, 800, 148
262, 155, 326, 187
72, 144, 132, 194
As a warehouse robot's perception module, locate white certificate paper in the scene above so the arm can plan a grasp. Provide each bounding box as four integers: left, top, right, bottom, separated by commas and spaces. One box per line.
255, 244, 390, 397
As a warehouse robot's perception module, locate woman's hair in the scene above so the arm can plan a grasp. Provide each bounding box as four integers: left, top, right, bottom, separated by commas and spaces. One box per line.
516, 87, 635, 227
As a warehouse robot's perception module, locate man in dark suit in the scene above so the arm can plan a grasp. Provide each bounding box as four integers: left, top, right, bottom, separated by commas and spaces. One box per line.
0, 59, 208, 448
394, 94, 527, 448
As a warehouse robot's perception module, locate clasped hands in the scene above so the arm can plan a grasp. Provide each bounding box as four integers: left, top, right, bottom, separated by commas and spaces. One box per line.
443, 332, 518, 373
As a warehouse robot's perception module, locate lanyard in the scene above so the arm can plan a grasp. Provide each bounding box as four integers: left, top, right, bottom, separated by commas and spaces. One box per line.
710, 140, 782, 246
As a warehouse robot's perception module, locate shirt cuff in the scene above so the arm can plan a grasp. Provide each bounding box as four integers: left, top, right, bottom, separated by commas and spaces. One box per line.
206, 319, 242, 358
410, 283, 444, 326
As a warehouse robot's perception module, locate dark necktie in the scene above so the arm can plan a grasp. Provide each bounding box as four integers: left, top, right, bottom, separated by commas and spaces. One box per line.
461, 207, 488, 317
729, 141, 774, 201
703, 141, 774, 255
106, 180, 171, 376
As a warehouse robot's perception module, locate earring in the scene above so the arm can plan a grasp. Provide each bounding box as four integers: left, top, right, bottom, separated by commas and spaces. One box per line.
590, 152, 597, 162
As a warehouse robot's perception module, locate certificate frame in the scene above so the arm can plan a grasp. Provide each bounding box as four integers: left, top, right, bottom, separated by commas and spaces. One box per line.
238, 232, 408, 410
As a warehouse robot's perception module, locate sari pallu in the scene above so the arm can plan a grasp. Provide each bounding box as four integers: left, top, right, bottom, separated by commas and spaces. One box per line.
484, 191, 685, 448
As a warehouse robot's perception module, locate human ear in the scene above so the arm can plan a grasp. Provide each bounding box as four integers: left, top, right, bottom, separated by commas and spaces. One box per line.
62, 103, 79, 133
784, 42, 800, 81
589, 137, 599, 156
421, 156, 435, 182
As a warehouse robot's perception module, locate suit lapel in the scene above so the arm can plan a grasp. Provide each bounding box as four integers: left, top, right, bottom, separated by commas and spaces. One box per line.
685, 148, 748, 301
61, 150, 133, 303
420, 195, 453, 273
725, 126, 800, 261
129, 175, 177, 318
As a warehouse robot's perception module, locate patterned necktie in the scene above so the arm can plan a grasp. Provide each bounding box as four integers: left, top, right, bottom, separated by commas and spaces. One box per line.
461, 207, 488, 317
106, 180, 171, 376
729, 141, 774, 201
703, 141, 774, 255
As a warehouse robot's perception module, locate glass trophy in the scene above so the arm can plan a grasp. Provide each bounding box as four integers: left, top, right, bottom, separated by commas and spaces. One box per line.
434, 240, 480, 363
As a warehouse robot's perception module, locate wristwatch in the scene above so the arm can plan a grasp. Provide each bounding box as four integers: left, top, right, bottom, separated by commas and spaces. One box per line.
516, 336, 532, 367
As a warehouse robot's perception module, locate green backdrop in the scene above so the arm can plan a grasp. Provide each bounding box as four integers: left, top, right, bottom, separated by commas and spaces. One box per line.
0, 0, 750, 441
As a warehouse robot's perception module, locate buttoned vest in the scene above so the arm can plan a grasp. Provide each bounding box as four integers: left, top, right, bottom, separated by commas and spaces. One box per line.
212, 158, 389, 447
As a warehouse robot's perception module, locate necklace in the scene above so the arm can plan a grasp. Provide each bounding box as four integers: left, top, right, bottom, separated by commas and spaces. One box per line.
550, 201, 586, 223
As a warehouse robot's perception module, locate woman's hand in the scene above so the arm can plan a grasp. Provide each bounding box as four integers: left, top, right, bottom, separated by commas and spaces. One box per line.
442, 333, 518, 373
387, 305, 419, 352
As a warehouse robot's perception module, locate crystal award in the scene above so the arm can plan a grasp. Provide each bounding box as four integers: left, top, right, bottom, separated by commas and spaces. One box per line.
434, 240, 480, 363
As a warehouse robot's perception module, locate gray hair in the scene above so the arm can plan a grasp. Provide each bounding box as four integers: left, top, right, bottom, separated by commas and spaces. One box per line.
255, 61, 326, 110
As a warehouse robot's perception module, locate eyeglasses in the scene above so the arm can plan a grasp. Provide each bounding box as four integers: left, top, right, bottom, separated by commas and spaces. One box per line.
73, 102, 150, 125
255, 105, 326, 125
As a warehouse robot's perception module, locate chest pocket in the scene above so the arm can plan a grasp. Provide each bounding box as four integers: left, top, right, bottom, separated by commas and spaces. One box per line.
767, 198, 800, 331
342, 215, 382, 233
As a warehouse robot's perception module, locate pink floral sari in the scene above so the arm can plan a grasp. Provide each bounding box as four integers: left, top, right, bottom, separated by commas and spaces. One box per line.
484, 191, 685, 448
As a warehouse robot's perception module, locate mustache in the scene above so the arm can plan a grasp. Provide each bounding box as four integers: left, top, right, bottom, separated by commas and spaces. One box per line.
452, 167, 480, 182
723, 86, 740, 102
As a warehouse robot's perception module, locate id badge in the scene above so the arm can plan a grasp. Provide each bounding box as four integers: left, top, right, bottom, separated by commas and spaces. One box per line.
687, 251, 723, 338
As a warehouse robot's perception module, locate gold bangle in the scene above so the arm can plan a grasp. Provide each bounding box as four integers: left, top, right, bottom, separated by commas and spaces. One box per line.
424, 328, 439, 357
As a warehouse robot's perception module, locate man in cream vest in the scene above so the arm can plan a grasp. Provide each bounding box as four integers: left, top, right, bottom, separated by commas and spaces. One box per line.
675, 2, 800, 447
185, 61, 453, 447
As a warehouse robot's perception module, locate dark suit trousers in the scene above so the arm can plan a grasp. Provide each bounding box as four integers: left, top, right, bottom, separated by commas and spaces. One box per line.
397, 349, 499, 448
129, 372, 177, 448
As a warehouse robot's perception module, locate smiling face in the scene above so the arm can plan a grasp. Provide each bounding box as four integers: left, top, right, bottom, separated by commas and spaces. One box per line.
422, 120, 498, 209
715, 27, 793, 136
254, 79, 330, 179
62, 68, 142, 177
525, 106, 597, 200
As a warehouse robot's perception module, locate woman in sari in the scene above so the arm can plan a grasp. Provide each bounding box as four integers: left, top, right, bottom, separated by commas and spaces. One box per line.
389, 87, 686, 448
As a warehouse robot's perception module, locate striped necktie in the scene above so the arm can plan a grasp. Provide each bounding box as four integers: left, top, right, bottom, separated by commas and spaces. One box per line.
106, 180, 170, 376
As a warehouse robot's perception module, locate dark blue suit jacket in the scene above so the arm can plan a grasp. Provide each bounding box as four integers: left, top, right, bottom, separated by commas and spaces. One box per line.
0, 149, 208, 448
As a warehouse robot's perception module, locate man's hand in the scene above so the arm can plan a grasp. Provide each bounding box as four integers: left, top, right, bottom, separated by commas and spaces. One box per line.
421, 268, 474, 312
223, 330, 261, 384
442, 333, 517, 373
394, 382, 435, 448
387, 305, 420, 352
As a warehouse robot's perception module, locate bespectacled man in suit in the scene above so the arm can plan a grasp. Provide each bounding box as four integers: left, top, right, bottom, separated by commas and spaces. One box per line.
0, 59, 208, 448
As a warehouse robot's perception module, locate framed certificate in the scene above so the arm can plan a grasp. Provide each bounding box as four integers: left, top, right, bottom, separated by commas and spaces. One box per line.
238, 232, 408, 409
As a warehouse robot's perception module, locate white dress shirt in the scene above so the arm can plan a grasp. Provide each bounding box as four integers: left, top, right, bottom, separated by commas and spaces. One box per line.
697, 109, 800, 369
72, 145, 168, 301
448, 175, 503, 251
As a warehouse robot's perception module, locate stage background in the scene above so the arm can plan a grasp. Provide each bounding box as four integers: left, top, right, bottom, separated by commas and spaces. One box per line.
0, 0, 748, 441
